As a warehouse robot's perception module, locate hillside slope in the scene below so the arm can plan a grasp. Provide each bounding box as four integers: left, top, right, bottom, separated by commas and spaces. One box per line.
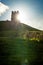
0, 21, 40, 31
0, 21, 42, 39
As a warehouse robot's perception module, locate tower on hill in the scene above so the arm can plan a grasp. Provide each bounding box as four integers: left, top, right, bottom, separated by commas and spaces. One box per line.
11, 11, 19, 23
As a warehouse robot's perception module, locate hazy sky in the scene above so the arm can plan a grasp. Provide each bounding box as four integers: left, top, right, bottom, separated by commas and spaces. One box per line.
0, 0, 43, 30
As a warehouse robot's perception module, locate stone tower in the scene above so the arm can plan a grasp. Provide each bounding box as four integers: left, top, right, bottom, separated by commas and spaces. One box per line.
11, 11, 19, 23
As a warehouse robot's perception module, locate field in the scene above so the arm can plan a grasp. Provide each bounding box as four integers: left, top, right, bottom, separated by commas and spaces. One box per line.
0, 35, 43, 65
0, 21, 43, 65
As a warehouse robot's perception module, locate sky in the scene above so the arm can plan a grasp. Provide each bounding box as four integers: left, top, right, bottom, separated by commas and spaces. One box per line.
0, 0, 43, 30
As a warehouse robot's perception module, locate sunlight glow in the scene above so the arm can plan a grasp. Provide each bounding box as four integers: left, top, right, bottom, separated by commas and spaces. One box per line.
17, 10, 27, 24
13, 5, 29, 24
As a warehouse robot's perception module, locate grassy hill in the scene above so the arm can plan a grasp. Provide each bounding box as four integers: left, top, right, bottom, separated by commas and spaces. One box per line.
0, 21, 41, 40
0, 21, 43, 65
0, 21, 40, 31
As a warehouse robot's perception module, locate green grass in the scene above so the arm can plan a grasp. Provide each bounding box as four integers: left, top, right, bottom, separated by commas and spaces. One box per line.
0, 37, 43, 65
0, 19, 43, 65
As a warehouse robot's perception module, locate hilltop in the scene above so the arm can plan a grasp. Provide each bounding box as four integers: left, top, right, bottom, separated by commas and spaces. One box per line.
0, 20, 40, 31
